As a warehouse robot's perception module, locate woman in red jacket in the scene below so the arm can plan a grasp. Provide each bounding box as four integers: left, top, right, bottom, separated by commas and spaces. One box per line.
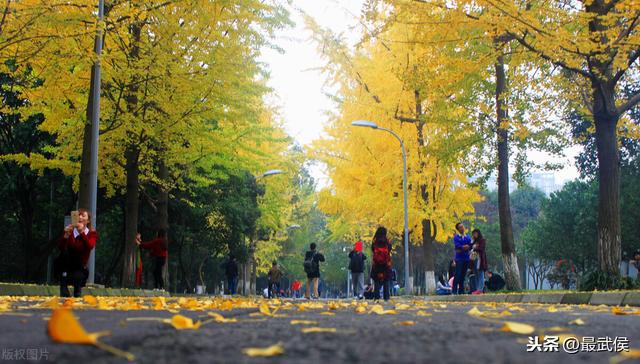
57, 208, 97, 297
136, 229, 168, 290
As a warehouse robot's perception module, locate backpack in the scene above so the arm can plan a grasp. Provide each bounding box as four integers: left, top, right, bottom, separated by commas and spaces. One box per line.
303, 252, 318, 274
349, 252, 364, 272
372, 240, 391, 268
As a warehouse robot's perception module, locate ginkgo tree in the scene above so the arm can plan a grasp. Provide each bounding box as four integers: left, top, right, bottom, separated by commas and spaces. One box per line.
308, 16, 483, 293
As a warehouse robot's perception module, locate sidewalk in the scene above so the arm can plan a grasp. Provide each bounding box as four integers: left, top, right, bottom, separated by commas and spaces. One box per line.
0, 283, 170, 297
423, 290, 640, 307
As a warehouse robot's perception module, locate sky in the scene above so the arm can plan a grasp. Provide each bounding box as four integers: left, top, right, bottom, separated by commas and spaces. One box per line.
260, 0, 580, 189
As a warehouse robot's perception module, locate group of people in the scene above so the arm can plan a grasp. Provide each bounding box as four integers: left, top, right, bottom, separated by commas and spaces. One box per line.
346, 227, 395, 300
55, 208, 168, 297
54, 208, 506, 299
435, 222, 505, 295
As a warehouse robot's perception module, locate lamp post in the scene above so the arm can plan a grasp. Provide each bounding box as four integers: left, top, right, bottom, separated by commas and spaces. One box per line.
87, 0, 104, 284
351, 120, 411, 294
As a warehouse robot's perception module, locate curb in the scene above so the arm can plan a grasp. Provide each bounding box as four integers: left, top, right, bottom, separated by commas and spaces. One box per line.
0, 283, 170, 297
423, 291, 639, 307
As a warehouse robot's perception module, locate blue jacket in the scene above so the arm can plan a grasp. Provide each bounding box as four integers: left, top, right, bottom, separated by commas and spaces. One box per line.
454, 234, 472, 262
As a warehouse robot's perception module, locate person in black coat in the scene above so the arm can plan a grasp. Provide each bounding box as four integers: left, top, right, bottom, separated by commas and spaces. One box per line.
304, 243, 325, 299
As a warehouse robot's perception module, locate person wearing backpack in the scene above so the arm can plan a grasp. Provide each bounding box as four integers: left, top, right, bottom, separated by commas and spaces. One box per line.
304, 243, 325, 299
370, 227, 392, 301
348, 240, 367, 299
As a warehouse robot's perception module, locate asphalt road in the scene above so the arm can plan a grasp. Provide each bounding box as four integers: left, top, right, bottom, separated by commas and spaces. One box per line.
0, 299, 638, 364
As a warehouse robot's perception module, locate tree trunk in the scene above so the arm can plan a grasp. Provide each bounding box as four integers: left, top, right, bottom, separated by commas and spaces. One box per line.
422, 219, 436, 295
495, 49, 521, 291
156, 159, 170, 290
592, 84, 621, 277
121, 147, 140, 287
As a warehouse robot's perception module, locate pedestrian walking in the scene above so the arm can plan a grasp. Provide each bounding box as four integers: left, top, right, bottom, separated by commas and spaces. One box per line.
55, 209, 97, 297
471, 229, 487, 294
370, 227, 392, 301
268, 261, 282, 298
136, 229, 168, 290
223, 256, 239, 295
348, 240, 367, 299
453, 222, 472, 294
303, 243, 325, 299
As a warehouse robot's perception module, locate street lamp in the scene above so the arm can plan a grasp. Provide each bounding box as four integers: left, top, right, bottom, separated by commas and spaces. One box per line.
351, 120, 411, 295
260, 169, 284, 178
87, 0, 104, 284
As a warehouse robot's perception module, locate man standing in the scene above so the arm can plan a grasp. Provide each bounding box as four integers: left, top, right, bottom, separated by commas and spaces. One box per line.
348, 240, 367, 299
304, 243, 325, 299
267, 261, 282, 298
136, 229, 168, 290
453, 222, 472, 294
223, 256, 239, 295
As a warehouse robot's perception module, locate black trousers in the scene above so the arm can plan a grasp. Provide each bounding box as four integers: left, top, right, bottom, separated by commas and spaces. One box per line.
153, 256, 166, 289
374, 279, 390, 301
60, 269, 87, 297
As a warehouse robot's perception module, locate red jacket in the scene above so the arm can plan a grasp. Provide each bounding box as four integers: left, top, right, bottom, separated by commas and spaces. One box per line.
58, 230, 97, 267
140, 238, 168, 258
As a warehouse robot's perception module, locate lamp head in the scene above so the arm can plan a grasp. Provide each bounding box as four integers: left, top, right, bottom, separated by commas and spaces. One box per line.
351, 120, 378, 129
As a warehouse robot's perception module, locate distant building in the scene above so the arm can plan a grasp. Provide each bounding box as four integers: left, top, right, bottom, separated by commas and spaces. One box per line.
483, 172, 562, 196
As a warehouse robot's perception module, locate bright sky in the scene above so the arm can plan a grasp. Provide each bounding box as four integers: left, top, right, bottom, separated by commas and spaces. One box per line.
260, 0, 580, 188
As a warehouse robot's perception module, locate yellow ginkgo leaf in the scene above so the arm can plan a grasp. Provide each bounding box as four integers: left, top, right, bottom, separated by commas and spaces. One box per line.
355, 306, 366, 314
48, 308, 134, 361
569, 318, 585, 326
610, 349, 640, 364
207, 312, 238, 323
83, 295, 98, 306
242, 343, 284, 357
547, 306, 558, 313
545, 326, 569, 332
395, 304, 411, 310
467, 306, 483, 316
290, 320, 318, 325
370, 305, 397, 315
165, 315, 201, 330
48, 308, 99, 344
416, 311, 432, 317
319, 311, 336, 316
259, 303, 271, 316
500, 321, 535, 335
301, 327, 338, 333
396, 321, 416, 326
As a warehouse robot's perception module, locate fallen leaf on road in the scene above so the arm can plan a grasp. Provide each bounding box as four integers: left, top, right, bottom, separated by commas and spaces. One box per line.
438, 304, 447, 309
370, 305, 397, 315
547, 306, 558, 313
569, 318, 585, 326
242, 343, 284, 357
164, 315, 201, 330
396, 321, 416, 326
416, 311, 432, 317
207, 312, 238, 323
545, 326, 569, 332
290, 320, 318, 325
301, 327, 338, 333
611, 306, 640, 315
83, 295, 98, 306
48, 308, 134, 361
395, 304, 411, 310
610, 349, 640, 364
319, 311, 336, 316
355, 306, 366, 314
467, 306, 483, 317
499, 321, 536, 335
